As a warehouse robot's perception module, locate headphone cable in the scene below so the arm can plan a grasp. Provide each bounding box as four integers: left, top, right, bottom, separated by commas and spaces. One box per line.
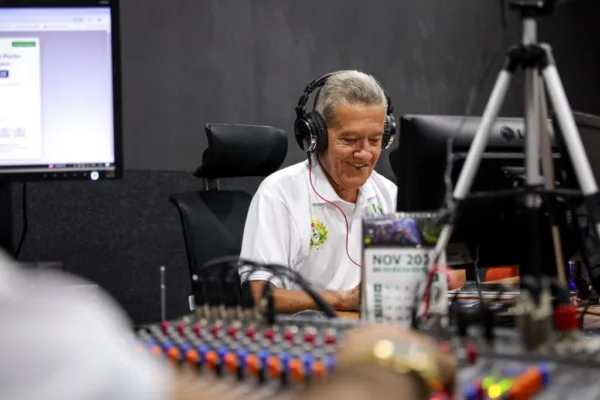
307, 153, 361, 268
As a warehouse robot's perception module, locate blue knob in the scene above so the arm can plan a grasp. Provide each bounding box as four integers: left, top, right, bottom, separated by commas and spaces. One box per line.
325, 355, 336, 373
463, 384, 480, 400
279, 352, 291, 373
538, 363, 552, 386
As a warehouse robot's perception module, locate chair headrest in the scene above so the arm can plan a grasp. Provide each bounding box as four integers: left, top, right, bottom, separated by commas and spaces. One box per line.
194, 124, 288, 179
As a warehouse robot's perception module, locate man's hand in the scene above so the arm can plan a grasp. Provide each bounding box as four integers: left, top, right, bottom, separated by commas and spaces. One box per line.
338, 284, 361, 311
336, 324, 457, 389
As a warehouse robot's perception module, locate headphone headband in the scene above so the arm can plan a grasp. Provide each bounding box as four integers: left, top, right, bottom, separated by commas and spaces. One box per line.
295, 71, 348, 118
294, 71, 397, 153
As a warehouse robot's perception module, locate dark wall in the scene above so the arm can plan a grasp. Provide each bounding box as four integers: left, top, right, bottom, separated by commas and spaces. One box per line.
9, 0, 600, 325
120, 0, 600, 177
12, 171, 263, 325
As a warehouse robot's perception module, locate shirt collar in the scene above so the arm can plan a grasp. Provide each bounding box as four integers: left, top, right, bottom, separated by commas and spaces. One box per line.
307, 155, 377, 206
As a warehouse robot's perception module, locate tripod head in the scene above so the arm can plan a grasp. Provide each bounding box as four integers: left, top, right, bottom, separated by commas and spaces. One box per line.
509, 0, 557, 18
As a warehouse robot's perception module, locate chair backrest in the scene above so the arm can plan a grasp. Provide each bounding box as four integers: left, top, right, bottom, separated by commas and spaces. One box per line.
170, 123, 288, 297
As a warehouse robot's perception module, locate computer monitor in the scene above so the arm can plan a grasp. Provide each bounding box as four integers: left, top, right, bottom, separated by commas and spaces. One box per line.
0, 0, 122, 181
556, 112, 600, 190
389, 115, 576, 278
0, 0, 122, 254
554, 112, 600, 292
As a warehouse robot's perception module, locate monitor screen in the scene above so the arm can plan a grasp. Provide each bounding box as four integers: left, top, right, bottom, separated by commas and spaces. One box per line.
557, 111, 600, 189
0, 0, 122, 182
389, 115, 577, 276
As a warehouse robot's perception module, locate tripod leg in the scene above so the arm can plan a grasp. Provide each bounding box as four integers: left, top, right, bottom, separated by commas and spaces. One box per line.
519, 69, 545, 280
541, 46, 600, 238
524, 69, 543, 196
431, 69, 513, 267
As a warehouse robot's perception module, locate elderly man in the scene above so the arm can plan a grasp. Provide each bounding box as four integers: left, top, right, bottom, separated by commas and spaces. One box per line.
239, 70, 398, 313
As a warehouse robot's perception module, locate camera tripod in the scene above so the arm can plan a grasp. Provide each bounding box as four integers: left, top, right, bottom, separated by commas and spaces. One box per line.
432, 1, 600, 288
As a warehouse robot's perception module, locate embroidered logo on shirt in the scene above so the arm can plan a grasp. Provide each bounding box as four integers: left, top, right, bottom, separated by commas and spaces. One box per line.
310, 219, 329, 249
371, 203, 383, 215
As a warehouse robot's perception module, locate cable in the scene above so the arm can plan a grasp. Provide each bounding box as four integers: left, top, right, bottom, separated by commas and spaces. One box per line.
472, 246, 486, 311
307, 154, 360, 268
14, 182, 27, 258
209, 255, 338, 318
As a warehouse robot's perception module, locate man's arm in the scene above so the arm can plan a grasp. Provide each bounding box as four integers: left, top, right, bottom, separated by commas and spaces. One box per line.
249, 281, 359, 313
240, 190, 358, 313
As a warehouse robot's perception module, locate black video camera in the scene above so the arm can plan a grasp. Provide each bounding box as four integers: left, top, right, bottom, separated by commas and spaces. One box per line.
508, 0, 557, 16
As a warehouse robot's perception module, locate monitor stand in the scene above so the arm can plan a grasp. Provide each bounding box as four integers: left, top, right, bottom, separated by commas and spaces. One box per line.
0, 183, 14, 256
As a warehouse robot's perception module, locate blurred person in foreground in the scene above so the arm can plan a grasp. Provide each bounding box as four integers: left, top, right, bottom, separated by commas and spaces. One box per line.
0, 250, 455, 400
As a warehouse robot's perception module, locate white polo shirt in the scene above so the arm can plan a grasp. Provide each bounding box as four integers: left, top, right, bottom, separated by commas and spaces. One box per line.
239, 157, 397, 291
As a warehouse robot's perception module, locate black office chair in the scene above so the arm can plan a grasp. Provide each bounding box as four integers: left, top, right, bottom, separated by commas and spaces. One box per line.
170, 123, 287, 307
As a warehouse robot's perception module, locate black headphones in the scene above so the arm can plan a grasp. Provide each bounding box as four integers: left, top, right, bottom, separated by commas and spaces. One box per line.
293, 71, 396, 153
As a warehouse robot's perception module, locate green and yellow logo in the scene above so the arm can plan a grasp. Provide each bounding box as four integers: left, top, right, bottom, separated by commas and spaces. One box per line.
310, 219, 329, 249
371, 203, 383, 215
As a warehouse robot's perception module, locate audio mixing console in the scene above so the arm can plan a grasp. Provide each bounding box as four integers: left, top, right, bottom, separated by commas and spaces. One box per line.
134, 313, 600, 400
140, 260, 600, 399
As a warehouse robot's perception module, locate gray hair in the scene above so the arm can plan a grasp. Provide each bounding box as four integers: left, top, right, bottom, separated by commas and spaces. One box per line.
314, 70, 387, 128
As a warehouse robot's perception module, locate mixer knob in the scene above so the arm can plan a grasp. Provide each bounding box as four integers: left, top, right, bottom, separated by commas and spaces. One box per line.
245, 353, 261, 378
302, 353, 314, 378
160, 339, 173, 351
463, 384, 480, 400
224, 351, 238, 375
311, 359, 326, 380
325, 355, 336, 374
245, 327, 256, 340
304, 331, 315, 344
150, 325, 163, 336
227, 326, 238, 337
538, 363, 552, 386
193, 323, 203, 335
167, 347, 181, 363
205, 350, 219, 372
176, 322, 187, 335
466, 343, 478, 365
324, 333, 336, 345
234, 348, 247, 379
160, 321, 170, 334
264, 327, 275, 340
283, 330, 295, 342
289, 358, 305, 383
186, 348, 200, 367
267, 356, 282, 379
210, 325, 221, 336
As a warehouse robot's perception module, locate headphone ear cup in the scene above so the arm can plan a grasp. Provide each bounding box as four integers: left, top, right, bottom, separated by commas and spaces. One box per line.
294, 116, 313, 152
382, 114, 397, 149
307, 111, 328, 153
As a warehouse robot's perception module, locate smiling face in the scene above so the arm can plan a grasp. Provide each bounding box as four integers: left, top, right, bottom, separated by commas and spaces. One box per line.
317, 102, 386, 203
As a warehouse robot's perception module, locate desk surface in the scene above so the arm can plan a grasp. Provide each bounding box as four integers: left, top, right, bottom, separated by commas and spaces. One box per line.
338, 305, 600, 328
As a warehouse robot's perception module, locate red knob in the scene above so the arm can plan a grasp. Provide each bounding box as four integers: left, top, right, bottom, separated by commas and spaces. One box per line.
324, 334, 336, 345
192, 323, 203, 335
283, 330, 295, 342
264, 327, 275, 340
466, 343, 478, 365
227, 326, 238, 337
245, 327, 256, 340
160, 321, 170, 333
304, 331, 315, 343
